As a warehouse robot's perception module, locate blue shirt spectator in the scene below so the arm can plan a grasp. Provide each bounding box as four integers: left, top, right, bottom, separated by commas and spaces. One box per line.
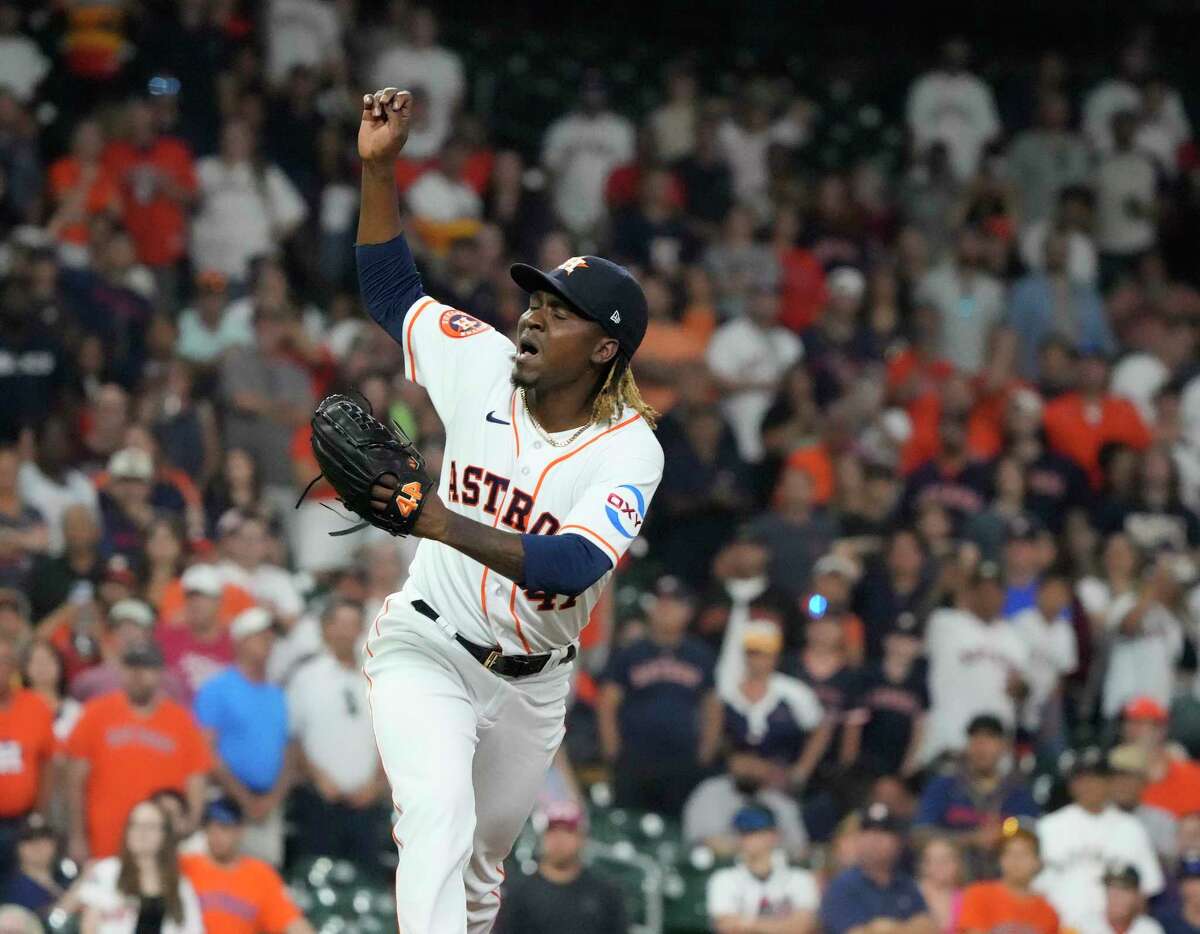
598, 577, 722, 816
820, 803, 930, 934
1005, 235, 1114, 380
195, 664, 287, 793
194, 610, 289, 795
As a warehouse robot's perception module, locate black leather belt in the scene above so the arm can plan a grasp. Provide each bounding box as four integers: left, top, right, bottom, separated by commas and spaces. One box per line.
411, 599, 576, 678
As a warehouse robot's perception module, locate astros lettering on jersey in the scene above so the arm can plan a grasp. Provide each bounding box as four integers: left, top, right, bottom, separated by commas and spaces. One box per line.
397, 293, 663, 653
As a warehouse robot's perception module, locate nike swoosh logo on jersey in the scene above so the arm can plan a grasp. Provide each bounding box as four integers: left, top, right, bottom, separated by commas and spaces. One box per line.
485, 411, 511, 425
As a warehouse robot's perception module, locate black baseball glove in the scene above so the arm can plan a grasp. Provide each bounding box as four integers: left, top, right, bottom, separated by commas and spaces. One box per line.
302, 393, 435, 537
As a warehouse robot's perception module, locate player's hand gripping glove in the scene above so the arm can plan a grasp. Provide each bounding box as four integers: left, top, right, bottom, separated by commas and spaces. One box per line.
301, 393, 435, 537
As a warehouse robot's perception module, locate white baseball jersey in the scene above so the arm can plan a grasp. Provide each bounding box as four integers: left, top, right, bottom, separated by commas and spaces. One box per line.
1034, 803, 1164, 929
1010, 608, 1078, 732
1101, 593, 1183, 719
394, 294, 663, 653
924, 608, 1031, 759
706, 854, 819, 922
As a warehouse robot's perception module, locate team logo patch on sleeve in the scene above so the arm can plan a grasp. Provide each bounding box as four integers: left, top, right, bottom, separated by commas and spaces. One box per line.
439, 309, 493, 339
605, 484, 646, 539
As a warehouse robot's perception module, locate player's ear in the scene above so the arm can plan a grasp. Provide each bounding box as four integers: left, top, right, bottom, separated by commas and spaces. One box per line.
590, 336, 618, 367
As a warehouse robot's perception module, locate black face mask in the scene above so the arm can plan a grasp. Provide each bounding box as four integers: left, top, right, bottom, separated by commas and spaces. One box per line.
734, 775, 762, 795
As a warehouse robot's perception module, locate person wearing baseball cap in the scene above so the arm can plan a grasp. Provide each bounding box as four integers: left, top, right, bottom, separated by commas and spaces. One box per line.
72, 598, 174, 703
193, 606, 287, 866
495, 800, 627, 933
1160, 852, 1200, 934
598, 572, 720, 818
1108, 744, 1177, 862
1072, 863, 1163, 934
1120, 696, 1200, 819
159, 564, 235, 702
178, 796, 308, 934
914, 714, 1039, 876
1036, 747, 1164, 927
821, 802, 932, 934
706, 804, 820, 929
721, 618, 827, 793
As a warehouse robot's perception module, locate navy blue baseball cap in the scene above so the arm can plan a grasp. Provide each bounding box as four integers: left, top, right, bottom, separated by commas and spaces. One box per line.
732, 804, 777, 834
202, 797, 244, 826
510, 255, 648, 359
1180, 851, 1200, 879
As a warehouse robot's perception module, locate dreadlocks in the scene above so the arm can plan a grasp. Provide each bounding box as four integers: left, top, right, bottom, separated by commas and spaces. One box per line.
591, 355, 659, 429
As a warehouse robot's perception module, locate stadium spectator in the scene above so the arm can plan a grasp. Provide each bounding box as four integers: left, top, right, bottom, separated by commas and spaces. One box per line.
1035, 749, 1163, 929
264, 0, 343, 88
915, 227, 1005, 374
1159, 853, 1200, 934
747, 467, 839, 599
0, 445, 46, 592
719, 620, 831, 793
924, 563, 1030, 760
956, 819, 1059, 934
1119, 697, 1200, 819
820, 802, 934, 934
17, 417, 98, 557
1008, 92, 1091, 230
1100, 555, 1185, 722
218, 305, 315, 501
102, 96, 197, 298
180, 797, 313, 934
287, 599, 386, 865
916, 836, 964, 934
190, 119, 307, 283
176, 270, 250, 366
368, 7, 462, 160
76, 799, 203, 934
65, 641, 210, 861
1107, 743, 1178, 863
683, 746, 810, 860
0, 813, 64, 917
598, 576, 721, 817
676, 116, 735, 237
542, 71, 635, 237
1010, 570, 1078, 753
0, 3, 48, 105
46, 119, 120, 249
20, 638, 80, 743
706, 804, 819, 930
194, 607, 290, 866
1095, 111, 1159, 287
842, 614, 928, 779
906, 38, 1000, 181
406, 139, 484, 255
159, 563, 235, 700
1007, 232, 1114, 380
915, 715, 1039, 876
495, 800, 627, 934
1074, 864, 1165, 934
0, 636, 53, 877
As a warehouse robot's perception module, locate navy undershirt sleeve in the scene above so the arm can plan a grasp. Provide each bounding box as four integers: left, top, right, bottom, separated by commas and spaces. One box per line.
520, 533, 612, 597
355, 234, 425, 344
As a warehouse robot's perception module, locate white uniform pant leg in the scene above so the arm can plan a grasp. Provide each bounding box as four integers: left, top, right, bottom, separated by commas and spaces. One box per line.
365, 625, 488, 934
464, 673, 570, 934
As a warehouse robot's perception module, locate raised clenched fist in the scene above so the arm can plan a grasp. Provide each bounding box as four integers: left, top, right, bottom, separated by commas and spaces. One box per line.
358, 88, 412, 166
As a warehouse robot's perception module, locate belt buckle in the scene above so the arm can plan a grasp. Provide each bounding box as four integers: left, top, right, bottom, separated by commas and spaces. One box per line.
483, 649, 502, 671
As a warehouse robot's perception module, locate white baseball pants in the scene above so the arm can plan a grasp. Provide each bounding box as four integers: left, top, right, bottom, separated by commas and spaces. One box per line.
364, 599, 571, 933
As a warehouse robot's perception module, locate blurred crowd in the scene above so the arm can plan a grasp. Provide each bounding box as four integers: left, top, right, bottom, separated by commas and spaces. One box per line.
0, 0, 1200, 931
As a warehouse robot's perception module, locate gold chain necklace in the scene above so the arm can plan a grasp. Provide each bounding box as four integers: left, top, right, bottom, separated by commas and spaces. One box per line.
520, 388, 591, 448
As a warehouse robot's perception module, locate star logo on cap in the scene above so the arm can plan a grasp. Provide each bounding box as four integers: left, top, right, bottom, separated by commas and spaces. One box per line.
610, 309, 621, 324
557, 256, 590, 275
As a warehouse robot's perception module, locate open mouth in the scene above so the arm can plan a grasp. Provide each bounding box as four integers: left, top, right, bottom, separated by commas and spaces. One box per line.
516, 336, 540, 362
